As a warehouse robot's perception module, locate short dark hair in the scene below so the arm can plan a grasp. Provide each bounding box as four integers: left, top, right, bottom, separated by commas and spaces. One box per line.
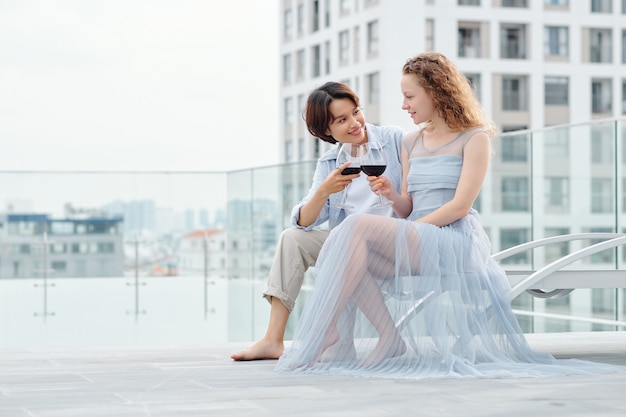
304, 82, 360, 144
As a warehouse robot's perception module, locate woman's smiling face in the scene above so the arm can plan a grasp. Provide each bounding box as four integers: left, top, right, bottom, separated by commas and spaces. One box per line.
325, 98, 367, 144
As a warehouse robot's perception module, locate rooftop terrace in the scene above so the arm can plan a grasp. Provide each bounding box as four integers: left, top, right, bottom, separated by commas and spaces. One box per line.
1, 331, 625, 417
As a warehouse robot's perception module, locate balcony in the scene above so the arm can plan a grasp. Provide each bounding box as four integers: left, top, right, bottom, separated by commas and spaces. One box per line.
1, 118, 626, 415
1, 118, 626, 349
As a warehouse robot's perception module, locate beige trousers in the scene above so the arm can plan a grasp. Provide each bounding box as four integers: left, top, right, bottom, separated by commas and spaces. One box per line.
263, 228, 330, 312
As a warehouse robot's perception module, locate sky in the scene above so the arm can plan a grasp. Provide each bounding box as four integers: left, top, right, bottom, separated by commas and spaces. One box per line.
0, 0, 280, 172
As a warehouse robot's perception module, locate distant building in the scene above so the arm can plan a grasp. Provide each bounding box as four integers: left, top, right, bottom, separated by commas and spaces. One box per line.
0, 213, 124, 278
177, 229, 227, 278
226, 199, 279, 279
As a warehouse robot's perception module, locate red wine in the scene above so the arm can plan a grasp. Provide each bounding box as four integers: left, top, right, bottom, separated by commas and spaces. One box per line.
341, 167, 361, 175
361, 165, 386, 176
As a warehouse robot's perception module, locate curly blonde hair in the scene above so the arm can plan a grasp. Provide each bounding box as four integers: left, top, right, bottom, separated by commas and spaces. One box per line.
402, 52, 496, 137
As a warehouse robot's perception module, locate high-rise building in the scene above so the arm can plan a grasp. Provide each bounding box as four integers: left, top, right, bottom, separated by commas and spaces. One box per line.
279, 0, 626, 163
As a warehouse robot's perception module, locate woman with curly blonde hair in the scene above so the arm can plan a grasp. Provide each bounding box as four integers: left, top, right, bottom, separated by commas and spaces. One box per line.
275, 52, 620, 379
402, 51, 496, 137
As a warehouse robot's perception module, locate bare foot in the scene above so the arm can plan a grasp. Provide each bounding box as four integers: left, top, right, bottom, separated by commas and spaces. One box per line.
319, 325, 340, 355
362, 333, 406, 367
230, 338, 284, 361
319, 341, 357, 362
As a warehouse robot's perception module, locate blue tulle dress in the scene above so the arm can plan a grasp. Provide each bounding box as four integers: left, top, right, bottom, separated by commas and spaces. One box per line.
275, 128, 623, 379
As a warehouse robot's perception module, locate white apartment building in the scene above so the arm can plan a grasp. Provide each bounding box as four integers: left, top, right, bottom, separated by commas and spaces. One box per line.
279, 0, 626, 162
278, 0, 626, 331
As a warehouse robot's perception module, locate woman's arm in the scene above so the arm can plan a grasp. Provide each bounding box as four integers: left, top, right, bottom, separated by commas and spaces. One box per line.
296, 161, 359, 227
370, 145, 412, 218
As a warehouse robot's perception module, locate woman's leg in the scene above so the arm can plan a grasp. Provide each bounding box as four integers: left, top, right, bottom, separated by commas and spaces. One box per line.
320, 215, 420, 365
232, 228, 328, 361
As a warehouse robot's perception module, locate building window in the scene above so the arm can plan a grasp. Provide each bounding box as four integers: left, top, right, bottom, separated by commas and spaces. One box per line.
283, 9, 293, 41
296, 49, 306, 80
502, 76, 528, 111
50, 221, 73, 234
591, 125, 614, 164
340, 0, 350, 15
586, 228, 615, 264
297, 4, 305, 36
622, 80, 626, 114
458, 22, 481, 58
50, 243, 67, 254
311, 44, 321, 78
324, 41, 331, 75
544, 76, 569, 105
425, 19, 434, 51
544, 26, 568, 57
71, 242, 89, 254
503, 125, 527, 132
544, 177, 569, 209
298, 138, 305, 161
592, 289, 615, 316
324, 0, 330, 27
353, 26, 360, 63
623, 179, 626, 213
284, 97, 293, 126
622, 30, 626, 63
622, 125, 626, 163
544, 227, 570, 263
501, 135, 528, 162
591, 0, 612, 13
459, 0, 480, 5
311, 0, 320, 32
465, 73, 481, 101
282, 54, 292, 84
500, 24, 526, 59
51, 260, 67, 273
502, 177, 529, 211
97, 242, 115, 254
591, 78, 612, 113
545, 0, 568, 5
502, 0, 528, 7
367, 20, 379, 58
500, 228, 530, 264
591, 179, 613, 213
297, 94, 305, 128
285, 140, 293, 162
590, 29, 612, 63
544, 128, 569, 157
338, 30, 350, 65
367, 72, 380, 106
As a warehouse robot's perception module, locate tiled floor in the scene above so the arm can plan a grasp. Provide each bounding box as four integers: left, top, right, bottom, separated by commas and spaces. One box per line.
1, 332, 625, 417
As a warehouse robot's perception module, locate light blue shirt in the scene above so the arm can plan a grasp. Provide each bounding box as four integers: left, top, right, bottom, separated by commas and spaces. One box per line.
291, 123, 406, 231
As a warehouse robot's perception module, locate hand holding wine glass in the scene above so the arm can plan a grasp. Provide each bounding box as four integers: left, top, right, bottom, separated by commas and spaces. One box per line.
361, 143, 393, 208
333, 143, 363, 209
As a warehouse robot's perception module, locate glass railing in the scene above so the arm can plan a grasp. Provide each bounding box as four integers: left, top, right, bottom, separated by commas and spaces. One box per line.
1, 118, 625, 348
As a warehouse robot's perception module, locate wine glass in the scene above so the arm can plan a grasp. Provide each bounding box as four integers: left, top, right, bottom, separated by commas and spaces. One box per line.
333, 143, 364, 209
361, 143, 393, 208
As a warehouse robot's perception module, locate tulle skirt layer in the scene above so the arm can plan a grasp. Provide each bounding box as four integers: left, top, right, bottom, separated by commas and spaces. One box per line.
275, 212, 622, 379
